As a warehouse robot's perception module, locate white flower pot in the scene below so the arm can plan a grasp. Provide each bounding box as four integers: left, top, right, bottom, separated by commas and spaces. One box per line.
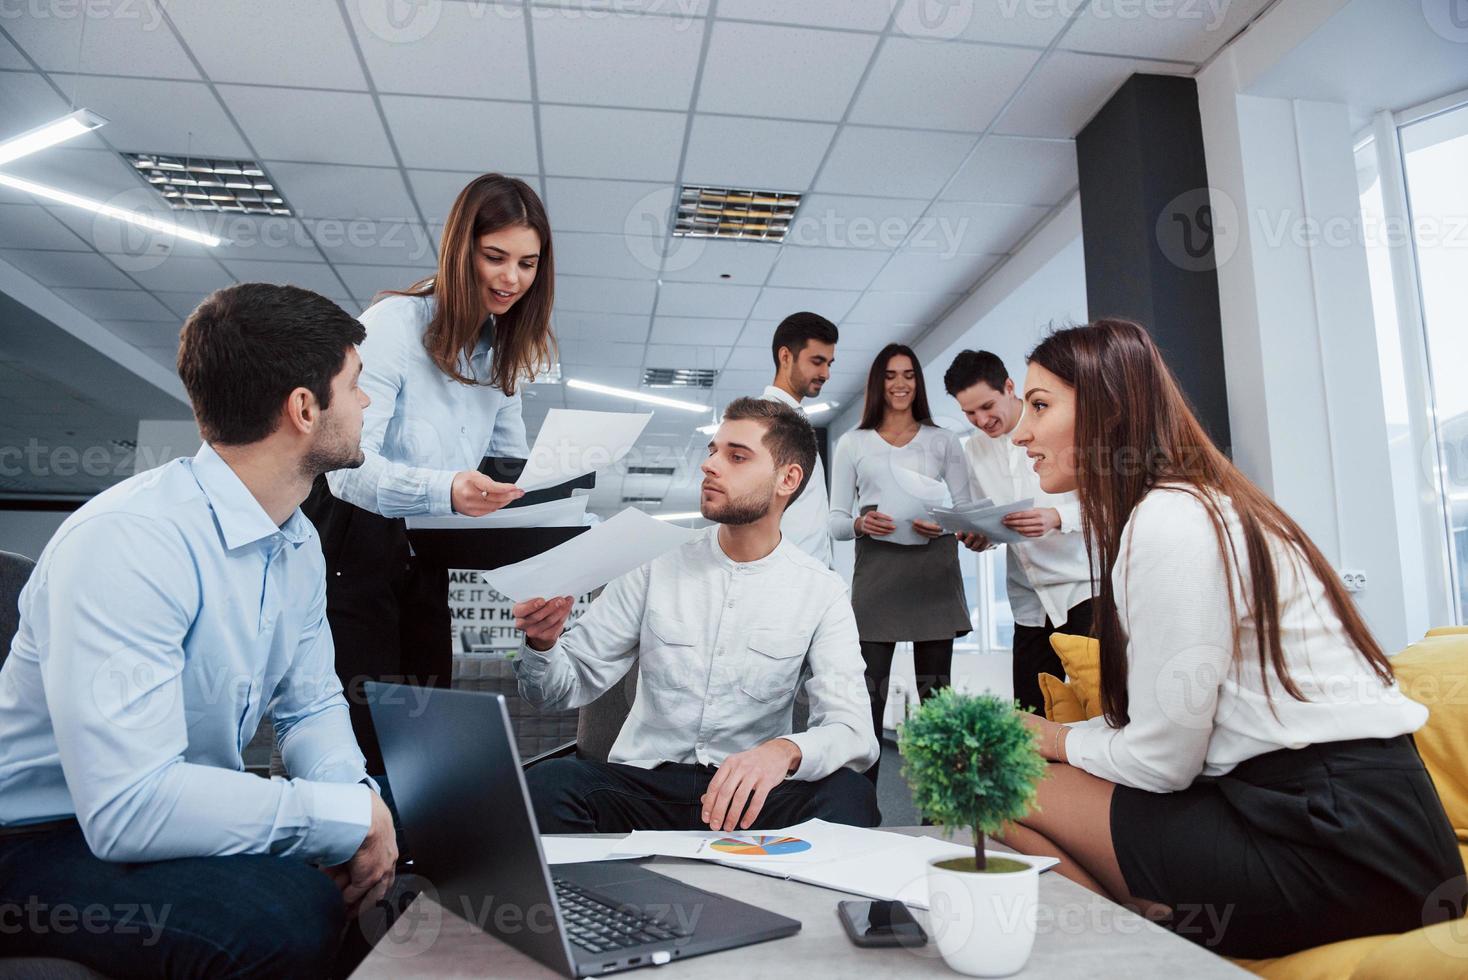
925, 854, 1041, 977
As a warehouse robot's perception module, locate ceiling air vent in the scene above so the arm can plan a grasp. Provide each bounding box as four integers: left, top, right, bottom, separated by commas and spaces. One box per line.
673, 185, 800, 242
621, 496, 664, 506
124, 153, 290, 215
626, 465, 676, 476
642, 367, 718, 389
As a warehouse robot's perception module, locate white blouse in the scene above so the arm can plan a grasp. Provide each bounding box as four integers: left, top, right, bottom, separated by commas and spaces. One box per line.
827, 425, 975, 541
1064, 486, 1427, 793
326, 294, 529, 517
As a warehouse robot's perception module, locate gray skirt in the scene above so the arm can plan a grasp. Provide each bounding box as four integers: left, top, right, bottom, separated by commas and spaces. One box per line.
851, 533, 972, 643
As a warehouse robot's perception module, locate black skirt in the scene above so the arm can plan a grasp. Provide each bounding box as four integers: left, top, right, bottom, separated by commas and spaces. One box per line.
1110, 734, 1466, 958
850, 532, 971, 643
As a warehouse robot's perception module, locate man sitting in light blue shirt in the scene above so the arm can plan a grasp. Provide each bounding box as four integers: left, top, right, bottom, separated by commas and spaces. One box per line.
0, 283, 396, 979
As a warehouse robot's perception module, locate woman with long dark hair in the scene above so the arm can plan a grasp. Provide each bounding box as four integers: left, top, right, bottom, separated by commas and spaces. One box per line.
828, 344, 974, 786
997, 319, 1463, 957
307, 173, 557, 774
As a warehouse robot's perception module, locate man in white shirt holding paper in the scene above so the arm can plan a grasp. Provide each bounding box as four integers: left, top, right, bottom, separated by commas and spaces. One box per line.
943, 350, 1096, 714
513, 397, 880, 834
760, 311, 837, 568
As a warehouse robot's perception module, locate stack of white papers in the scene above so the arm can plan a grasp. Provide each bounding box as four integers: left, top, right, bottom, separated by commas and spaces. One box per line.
605, 819, 1058, 910
517, 409, 651, 492
927, 498, 1035, 545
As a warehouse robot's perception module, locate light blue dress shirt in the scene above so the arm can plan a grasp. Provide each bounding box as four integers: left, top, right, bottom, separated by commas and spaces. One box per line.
0, 444, 372, 865
326, 293, 530, 517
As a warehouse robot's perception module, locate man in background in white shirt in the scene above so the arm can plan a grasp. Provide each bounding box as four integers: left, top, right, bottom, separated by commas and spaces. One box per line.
513, 397, 879, 834
761, 311, 837, 568
943, 350, 1096, 714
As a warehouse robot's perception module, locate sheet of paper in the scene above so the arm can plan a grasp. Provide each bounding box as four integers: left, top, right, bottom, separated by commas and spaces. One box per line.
540, 835, 646, 865
518, 409, 651, 492
871, 451, 952, 547
927, 498, 1034, 545
482, 507, 699, 602
405, 494, 589, 531
609, 819, 932, 866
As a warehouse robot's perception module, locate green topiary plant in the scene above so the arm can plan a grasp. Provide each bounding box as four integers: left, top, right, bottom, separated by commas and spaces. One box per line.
898, 688, 1048, 872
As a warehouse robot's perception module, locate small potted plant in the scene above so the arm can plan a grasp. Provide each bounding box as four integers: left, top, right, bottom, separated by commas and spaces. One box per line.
899, 689, 1048, 977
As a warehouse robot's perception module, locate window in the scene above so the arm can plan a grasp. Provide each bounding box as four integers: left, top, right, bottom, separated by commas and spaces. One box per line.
957, 545, 1014, 656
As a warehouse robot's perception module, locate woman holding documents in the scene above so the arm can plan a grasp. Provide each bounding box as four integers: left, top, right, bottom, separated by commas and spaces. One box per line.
307, 173, 556, 773
828, 344, 974, 785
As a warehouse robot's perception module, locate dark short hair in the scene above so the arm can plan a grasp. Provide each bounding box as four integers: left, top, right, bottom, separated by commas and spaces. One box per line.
720, 396, 817, 508
177, 283, 366, 445
943, 349, 1010, 397
770, 311, 838, 369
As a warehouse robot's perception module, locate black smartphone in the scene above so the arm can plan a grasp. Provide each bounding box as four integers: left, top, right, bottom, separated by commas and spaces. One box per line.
837, 899, 928, 948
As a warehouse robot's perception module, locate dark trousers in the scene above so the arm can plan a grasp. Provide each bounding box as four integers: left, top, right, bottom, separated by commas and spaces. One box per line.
0, 821, 345, 980
303, 479, 451, 775
1010, 598, 1094, 715
858, 639, 953, 786
526, 759, 880, 833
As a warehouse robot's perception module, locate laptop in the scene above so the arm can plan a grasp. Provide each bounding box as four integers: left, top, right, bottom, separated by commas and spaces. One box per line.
366, 682, 802, 976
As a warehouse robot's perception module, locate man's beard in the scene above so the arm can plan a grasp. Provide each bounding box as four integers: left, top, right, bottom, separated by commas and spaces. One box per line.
795, 369, 824, 398
700, 477, 774, 526
301, 415, 364, 480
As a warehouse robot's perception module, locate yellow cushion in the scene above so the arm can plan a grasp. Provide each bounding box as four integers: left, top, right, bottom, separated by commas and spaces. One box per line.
1425, 626, 1468, 637
1230, 934, 1393, 979
1351, 918, 1468, 978
1038, 672, 1086, 723
1046, 632, 1104, 719
1390, 633, 1468, 849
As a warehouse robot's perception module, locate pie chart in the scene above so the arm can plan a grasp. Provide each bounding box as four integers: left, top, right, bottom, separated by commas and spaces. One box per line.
709, 835, 812, 856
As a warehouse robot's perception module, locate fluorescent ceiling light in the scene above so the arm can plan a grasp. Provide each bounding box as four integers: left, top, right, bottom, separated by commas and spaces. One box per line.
652, 511, 703, 522
565, 377, 708, 413
0, 109, 106, 166
0, 173, 224, 247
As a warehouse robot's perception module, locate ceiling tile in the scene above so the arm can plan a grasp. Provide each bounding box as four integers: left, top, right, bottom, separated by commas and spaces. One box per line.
815, 126, 974, 198
334, 264, 428, 300
644, 344, 731, 368
845, 289, 960, 324
380, 95, 539, 172
166, 0, 367, 89
533, 13, 704, 110
0, 147, 143, 207
552, 311, 650, 343
0, 32, 27, 68
785, 194, 927, 250
55, 287, 172, 321
556, 274, 659, 314
1060, 0, 1271, 63
50, 74, 250, 157
6, 7, 199, 79
204, 216, 332, 264
716, 0, 893, 31
313, 220, 437, 268
698, 22, 877, 121
557, 340, 647, 367
992, 51, 1190, 138
654, 281, 761, 318
347, 1, 532, 99
682, 116, 836, 191
0, 249, 135, 289
222, 259, 345, 297
869, 251, 1001, 293
750, 285, 860, 321
658, 239, 781, 285
125, 255, 239, 294
890, 0, 1069, 46
151, 289, 215, 319
553, 231, 662, 280
543, 178, 670, 235
766, 246, 888, 290
850, 39, 1039, 132
714, 368, 769, 391
539, 106, 686, 180
217, 85, 395, 165
0, 73, 99, 152
99, 320, 182, 348
940, 135, 1078, 205
912, 201, 1052, 254
268, 163, 417, 220
648, 317, 745, 345
722, 346, 774, 371
566, 364, 643, 387
407, 170, 537, 223
833, 319, 919, 347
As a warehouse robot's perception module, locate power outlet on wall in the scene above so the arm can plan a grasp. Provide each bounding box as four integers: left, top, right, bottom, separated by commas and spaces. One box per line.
1340, 569, 1368, 593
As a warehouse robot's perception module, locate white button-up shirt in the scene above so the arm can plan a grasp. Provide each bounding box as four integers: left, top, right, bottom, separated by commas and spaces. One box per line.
760, 384, 833, 568
515, 528, 878, 780
0, 444, 372, 863
326, 293, 529, 517
962, 428, 1093, 628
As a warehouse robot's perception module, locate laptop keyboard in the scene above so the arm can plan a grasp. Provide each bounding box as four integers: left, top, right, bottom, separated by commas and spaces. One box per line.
552, 876, 692, 955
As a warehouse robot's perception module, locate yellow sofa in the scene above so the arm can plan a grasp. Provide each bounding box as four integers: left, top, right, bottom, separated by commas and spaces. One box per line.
1038, 628, 1468, 978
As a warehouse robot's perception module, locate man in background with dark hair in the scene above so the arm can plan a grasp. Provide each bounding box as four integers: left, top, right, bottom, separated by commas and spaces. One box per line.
763, 311, 838, 567
942, 349, 1095, 713
514, 397, 878, 833
0, 284, 397, 978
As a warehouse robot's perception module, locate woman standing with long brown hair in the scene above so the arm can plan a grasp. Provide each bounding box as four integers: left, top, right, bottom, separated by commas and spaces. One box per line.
828, 343, 974, 787
996, 319, 1462, 957
307, 173, 557, 774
